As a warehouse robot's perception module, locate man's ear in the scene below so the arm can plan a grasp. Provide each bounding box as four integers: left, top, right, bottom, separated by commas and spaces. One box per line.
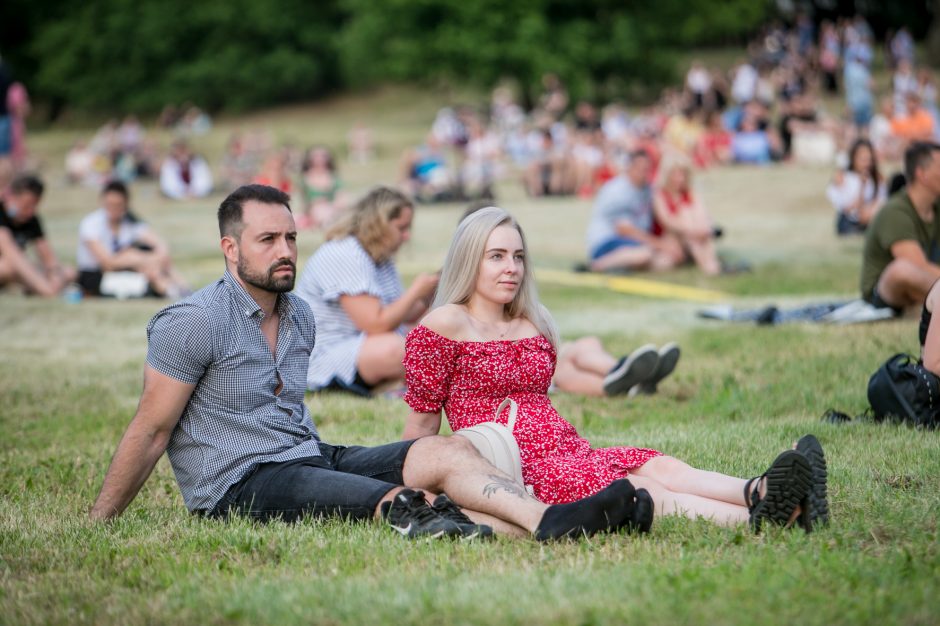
220, 235, 238, 264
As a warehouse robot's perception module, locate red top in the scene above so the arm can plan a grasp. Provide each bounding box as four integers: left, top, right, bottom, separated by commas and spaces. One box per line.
403, 325, 661, 503
652, 189, 692, 237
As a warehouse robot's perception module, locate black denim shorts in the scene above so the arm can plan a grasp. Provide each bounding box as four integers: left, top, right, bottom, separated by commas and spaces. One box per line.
208, 440, 416, 523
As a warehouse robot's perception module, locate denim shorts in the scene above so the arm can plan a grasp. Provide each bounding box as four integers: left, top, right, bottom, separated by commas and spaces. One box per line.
590, 236, 642, 260
208, 440, 416, 522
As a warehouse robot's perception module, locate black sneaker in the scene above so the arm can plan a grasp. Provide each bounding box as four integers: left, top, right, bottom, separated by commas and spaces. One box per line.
431, 494, 494, 540
635, 343, 681, 395
603, 344, 659, 396
382, 489, 464, 539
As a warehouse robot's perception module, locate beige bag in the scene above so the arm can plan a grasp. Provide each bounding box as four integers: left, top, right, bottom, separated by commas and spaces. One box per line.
454, 398, 530, 492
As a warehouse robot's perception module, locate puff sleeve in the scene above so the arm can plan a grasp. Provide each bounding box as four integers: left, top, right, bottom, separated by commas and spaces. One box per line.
403, 326, 459, 414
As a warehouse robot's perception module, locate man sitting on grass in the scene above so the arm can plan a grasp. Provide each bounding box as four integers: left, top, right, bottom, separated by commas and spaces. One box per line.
0, 174, 75, 297
89, 184, 650, 541
860, 141, 940, 312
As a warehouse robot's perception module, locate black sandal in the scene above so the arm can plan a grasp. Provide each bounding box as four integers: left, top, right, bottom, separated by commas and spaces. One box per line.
745, 450, 813, 533
795, 434, 829, 532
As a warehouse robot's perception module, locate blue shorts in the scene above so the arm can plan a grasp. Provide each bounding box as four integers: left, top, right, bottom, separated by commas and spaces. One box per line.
590, 237, 643, 260
0, 117, 11, 156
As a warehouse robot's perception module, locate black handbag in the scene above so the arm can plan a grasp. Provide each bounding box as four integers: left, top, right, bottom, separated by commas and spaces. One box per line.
867, 353, 940, 429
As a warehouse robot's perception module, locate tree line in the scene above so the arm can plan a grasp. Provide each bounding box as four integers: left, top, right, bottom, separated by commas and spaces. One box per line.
0, 0, 933, 115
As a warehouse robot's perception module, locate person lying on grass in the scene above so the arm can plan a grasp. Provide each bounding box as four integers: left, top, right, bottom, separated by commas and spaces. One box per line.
89, 184, 651, 541
401, 206, 830, 533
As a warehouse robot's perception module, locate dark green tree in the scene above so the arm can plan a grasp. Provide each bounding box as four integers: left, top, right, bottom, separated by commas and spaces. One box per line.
29, 0, 342, 112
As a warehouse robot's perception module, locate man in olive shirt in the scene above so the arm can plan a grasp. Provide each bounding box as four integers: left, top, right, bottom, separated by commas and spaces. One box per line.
860, 142, 940, 310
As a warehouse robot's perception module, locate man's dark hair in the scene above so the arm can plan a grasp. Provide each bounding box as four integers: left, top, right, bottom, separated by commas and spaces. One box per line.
628, 149, 652, 163
218, 184, 292, 238
101, 180, 129, 199
904, 141, 940, 183
10, 174, 44, 198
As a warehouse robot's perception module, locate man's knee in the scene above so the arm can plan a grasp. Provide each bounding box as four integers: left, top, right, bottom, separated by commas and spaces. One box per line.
879, 258, 934, 303
413, 434, 479, 460
883, 258, 921, 281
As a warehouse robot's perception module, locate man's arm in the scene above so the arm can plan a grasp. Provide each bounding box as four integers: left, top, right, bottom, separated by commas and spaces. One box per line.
89, 366, 195, 520
613, 219, 655, 244
891, 240, 940, 276
32, 237, 62, 276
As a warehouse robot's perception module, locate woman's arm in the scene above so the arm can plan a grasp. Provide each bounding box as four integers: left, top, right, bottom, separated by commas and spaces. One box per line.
340, 273, 438, 334
402, 410, 443, 440
651, 190, 693, 236
923, 282, 940, 375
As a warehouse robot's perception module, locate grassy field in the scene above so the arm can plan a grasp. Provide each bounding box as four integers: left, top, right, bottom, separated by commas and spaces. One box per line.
2, 87, 939, 626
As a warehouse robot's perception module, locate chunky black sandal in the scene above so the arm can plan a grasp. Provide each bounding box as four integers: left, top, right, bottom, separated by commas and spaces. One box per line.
745, 450, 813, 533
795, 434, 829, 532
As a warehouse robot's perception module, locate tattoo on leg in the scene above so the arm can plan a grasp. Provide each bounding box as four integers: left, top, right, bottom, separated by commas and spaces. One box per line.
482, 474, 528, 500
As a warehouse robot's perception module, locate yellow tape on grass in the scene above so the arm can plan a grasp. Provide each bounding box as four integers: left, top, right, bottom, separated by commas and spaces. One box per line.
536, 269, 728, 303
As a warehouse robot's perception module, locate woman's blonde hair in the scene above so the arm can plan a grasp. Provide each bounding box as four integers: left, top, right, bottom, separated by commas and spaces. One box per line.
433, 206, 559, 347
655, 151, 693, 192
326, 186, 412, 262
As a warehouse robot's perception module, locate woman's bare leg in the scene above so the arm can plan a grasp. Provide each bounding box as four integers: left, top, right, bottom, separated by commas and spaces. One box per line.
358, 333, 406, 385
553, 337, 621, 396
627, 473, 749, 526
633, 456, 748, 505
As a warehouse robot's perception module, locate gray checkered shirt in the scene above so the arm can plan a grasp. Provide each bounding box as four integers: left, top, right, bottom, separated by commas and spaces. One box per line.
146, 270, 321, 512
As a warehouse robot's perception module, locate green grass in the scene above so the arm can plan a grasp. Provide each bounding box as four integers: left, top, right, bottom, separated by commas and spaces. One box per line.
2, 86, 940, 626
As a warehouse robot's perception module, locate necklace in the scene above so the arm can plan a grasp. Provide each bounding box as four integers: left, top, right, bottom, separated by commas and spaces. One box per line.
467, 311, 514, 339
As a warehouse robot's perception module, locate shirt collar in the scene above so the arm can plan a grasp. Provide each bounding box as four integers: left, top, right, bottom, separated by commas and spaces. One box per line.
222, 269, 295, 320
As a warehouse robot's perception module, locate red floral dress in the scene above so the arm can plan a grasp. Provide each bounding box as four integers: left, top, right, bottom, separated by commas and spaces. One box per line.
403, 325, 662, 504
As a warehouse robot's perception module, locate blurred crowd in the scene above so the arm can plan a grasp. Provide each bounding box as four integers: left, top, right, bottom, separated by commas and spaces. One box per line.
1, 11, 939, 304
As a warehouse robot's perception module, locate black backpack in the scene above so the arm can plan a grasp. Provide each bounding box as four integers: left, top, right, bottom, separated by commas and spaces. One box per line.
867, 353, 940, 429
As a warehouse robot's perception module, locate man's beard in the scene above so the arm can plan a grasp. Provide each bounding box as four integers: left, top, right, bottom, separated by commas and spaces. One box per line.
237, 256, 296, 293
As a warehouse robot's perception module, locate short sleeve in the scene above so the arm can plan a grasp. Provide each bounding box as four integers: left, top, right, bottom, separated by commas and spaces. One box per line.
826, 176, 854, 212
78, 213, 100, 243
315, 239, 382, 303
403, 326, 459, 414
876, 207, 918, 251
146, 303, 214, 384
26, 216, 44, 240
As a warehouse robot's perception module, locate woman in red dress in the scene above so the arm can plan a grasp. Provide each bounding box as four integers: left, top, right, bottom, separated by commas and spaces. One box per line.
402, 206, 828, 532
651, 154, 722, 276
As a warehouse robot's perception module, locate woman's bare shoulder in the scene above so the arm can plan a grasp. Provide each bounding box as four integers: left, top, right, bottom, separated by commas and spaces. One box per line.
419, 304, 471, 340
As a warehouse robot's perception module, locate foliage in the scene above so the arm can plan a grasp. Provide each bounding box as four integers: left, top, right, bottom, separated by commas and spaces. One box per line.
338, 0, 770, 104
28, 0, 342, 112
10, 0, 771, 114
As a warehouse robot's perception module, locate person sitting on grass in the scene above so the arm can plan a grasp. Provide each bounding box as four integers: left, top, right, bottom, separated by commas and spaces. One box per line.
297, 146, 346, 230
0, 173, 75, 297
860, 141, 940, 312
585, 149, 681, 274
826, 138, 886, 236
88, 183, 651, 542
554, 339, 680, 397
651, 153, 722, 276
462, 201, 681, 397
402, 206, 829, 533
295, 186, 438, 396
76, 181, 189, 298
159, 139, 213, 200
